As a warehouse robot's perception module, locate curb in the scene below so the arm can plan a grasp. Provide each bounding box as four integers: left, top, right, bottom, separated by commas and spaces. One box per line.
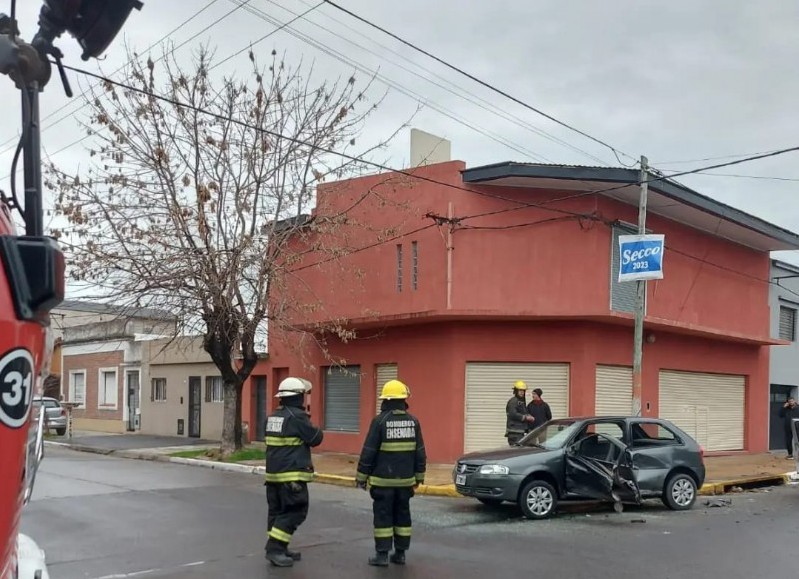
698, 473, 793, 496
45, 441, 462, 496
46, 442, 793, 499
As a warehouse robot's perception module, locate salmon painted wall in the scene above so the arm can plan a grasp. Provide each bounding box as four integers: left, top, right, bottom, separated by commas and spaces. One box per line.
280, 163, 771, 341
254, 319, 767, 461
255, 324, 461, 460
449, 320, 766, 452
279, 162, 465, 326
597, 197, 771, 339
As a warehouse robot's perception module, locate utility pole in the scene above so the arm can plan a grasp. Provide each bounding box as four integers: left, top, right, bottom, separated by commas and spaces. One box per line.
632, 155, 649, 417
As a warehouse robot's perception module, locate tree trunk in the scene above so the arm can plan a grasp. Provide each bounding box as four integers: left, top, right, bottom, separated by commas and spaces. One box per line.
221, 378, 243, 456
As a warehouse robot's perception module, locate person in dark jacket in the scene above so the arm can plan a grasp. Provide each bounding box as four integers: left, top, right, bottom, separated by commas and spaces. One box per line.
506, 380, 534, 445
778, 396, 799, 458
264, 377, 324, 568
356, 380, 426, 567
526, 388, 553, 433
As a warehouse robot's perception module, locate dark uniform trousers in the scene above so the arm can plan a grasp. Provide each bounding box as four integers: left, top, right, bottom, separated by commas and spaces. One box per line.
265, 481, 310, 553
507, 432, 524, 446
371, 486, 414, 552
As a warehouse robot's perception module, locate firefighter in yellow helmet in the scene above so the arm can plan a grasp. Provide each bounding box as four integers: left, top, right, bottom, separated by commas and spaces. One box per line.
506, 380, 534, 446
356, 380, 427, 566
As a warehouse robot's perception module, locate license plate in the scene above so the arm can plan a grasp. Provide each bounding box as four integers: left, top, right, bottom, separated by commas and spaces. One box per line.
455, 474, 466, 485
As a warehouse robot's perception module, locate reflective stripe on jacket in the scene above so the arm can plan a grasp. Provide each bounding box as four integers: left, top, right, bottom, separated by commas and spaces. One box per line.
265, 405, 323, 483
356, 410, 426, 487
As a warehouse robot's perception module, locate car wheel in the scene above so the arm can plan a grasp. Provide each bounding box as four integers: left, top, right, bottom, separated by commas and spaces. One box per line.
56, 428, 66, 436
477, 498, 504, 507
518, 480, 558, 520
662, 473, 697, 511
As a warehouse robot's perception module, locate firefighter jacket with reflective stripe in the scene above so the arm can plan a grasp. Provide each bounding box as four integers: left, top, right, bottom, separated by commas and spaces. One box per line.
356, 410, 426, 487
265, 405, 323, 483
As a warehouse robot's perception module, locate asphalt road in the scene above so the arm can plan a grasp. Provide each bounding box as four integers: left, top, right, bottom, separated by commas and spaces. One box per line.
21, 448, 799, 578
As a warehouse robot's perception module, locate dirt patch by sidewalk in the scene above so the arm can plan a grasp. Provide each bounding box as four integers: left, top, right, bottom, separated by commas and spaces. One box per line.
705, 453, 793, 482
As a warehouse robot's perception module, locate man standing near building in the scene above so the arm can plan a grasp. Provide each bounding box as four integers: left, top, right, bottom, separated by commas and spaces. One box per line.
526, 388, 553, 433
264, 377, 324, 568
778, 396, 799, 459
506, 380, 534, 446
356, 380, 426, 567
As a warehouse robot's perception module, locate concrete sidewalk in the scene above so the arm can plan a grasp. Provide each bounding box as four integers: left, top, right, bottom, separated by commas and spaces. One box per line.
45, 433, 797, 497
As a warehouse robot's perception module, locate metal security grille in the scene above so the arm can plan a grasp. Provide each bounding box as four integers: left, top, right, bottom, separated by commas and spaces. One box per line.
595, 365, 633, 416
659, 370, 745, 452
324, 365, 361, 432
464, 362, 569, 453
611, 225, 639, 313
375, 363, 398, 415
779, 305, 796, 341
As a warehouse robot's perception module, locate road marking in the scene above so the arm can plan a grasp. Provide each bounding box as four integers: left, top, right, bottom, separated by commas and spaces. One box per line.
94, 570, 158, 579
92, 562, 205, 579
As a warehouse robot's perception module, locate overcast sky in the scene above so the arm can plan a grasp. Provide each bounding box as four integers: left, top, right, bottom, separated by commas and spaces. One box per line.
2, 0, 798, 267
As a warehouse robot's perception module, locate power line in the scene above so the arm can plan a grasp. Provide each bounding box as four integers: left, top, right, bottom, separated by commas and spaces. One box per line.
321, 0, 636, 167
652, 149, 781, 166
59, 64, 799, 237
667, 171, 799, 183
0, 0, 240, 159
230, 0, 551, 164
291, 223, 436, 272
1, 1, 321, 183
253, 0, 610, 167
55, 63, 599, 221
458, 148, 799, 223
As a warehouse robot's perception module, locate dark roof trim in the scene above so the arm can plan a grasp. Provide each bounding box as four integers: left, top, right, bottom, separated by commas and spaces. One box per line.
462, 162, 799, 249
772, 259, 799, 275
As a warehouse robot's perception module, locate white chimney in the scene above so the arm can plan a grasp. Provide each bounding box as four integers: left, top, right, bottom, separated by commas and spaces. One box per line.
410, 128, 451, 167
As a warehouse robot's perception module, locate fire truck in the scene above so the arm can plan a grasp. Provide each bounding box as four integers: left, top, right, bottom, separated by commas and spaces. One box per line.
0, 2, 142, 577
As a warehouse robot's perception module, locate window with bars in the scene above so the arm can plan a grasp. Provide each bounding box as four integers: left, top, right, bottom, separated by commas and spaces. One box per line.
396, 244, 403, 292
412, 241, 418, 290
206, 376, 224, 403
151, 378, 167, 402
779, 305, 796, 341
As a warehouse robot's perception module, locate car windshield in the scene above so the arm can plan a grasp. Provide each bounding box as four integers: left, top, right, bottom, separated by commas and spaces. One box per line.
518, 419, 580, 450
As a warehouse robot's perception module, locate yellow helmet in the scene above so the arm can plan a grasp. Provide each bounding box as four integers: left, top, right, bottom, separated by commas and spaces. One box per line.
379, 379, 410, 400
514, 380, 527, 391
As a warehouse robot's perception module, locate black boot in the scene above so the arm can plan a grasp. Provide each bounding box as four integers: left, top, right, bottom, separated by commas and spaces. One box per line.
390, 550, 406, 565
368, 551, 389, 567
286, 549, 302, 561
266, 551, 295, 568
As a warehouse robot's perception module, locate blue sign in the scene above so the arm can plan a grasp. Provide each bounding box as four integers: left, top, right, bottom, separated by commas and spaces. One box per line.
618, 234, 665, 282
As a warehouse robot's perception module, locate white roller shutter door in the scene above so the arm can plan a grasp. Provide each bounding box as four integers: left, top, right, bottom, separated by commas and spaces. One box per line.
464, 362, 569, 453
375, 364, 398, 415
595, 365, 633, 416
659, 370, 745, 452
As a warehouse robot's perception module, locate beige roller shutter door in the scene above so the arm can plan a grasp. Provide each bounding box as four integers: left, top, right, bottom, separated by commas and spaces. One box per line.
595, 365, 633, 416
659, 370, 745, 452
375, 364, 399, 415
464, 362, 569, 453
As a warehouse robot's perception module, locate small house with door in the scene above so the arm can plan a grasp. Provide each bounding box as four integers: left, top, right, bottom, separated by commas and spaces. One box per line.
768, 259, 799, 451
60, 309, 175, 433
245, 155, 799, 463
138, 337, 223, 440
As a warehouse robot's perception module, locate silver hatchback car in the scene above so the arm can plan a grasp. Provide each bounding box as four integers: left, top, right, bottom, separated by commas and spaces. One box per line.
33, 397, 67, 436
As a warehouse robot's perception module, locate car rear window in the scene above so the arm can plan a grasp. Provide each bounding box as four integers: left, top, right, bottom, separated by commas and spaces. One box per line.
631, 423, 680, 446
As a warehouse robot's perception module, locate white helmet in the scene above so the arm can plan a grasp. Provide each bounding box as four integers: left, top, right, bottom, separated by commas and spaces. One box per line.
276, 377, 312, 398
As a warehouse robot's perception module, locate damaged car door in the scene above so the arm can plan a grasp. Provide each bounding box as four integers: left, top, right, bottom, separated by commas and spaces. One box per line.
565, 432, 641, 505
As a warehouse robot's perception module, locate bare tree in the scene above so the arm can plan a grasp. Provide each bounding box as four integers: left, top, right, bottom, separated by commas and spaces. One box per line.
47, 46, 400, 455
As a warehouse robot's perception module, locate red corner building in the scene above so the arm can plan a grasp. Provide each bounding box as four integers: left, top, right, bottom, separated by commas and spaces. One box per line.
243, 160, 799, 463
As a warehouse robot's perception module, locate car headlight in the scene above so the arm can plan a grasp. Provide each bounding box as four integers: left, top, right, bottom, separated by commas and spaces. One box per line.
478, 464, 510, 475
